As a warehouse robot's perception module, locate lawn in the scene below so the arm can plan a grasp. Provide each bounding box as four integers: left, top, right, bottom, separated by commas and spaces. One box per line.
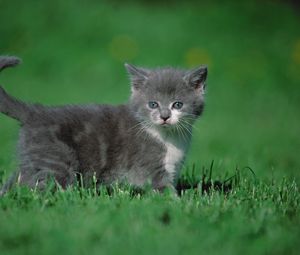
0, 0, 300, 254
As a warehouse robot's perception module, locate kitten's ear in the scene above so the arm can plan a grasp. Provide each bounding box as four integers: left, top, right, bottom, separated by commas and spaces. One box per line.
183, 66, 208, 91
125, 63, 149, 90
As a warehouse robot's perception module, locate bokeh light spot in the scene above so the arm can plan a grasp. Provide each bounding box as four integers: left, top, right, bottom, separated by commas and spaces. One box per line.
184, 48, 212, 68
109, 35, 139, 62
292, 39, 300, 65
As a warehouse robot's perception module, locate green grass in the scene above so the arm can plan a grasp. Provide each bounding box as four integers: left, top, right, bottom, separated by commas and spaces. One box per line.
0, 0, 300, 254
0, 176, 299, 255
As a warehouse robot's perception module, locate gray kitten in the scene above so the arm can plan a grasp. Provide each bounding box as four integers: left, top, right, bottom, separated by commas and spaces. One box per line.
0, 56, 207, 195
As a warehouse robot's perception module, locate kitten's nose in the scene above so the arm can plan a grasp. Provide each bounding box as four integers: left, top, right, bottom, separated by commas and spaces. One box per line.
160, 109, 171, 122
161, 116, 170, 121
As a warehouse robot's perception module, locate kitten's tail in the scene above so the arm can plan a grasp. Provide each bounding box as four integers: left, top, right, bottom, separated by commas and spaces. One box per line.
0, 56, 32, 123
0, 56, 21, 71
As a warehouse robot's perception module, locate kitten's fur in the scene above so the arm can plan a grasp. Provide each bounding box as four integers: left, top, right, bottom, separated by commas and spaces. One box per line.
0, 56, 207, 195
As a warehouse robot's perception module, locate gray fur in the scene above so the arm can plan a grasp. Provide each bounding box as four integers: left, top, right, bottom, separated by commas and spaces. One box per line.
0, 56, 21, 72
0, 56, 208, 194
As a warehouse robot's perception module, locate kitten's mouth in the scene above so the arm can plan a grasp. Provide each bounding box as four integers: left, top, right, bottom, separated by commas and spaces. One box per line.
160, 121, 173, 127
153, 120, 174, 128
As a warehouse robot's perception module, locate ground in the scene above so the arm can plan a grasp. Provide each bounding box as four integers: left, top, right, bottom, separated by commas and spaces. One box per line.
0, 1, 299, 254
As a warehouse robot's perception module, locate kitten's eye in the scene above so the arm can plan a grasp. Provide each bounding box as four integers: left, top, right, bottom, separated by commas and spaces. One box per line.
172, 101, 183, 109
148, 101, 159, 109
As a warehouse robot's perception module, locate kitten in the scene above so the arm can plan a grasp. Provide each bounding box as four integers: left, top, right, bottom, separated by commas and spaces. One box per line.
0, 56, 207, 195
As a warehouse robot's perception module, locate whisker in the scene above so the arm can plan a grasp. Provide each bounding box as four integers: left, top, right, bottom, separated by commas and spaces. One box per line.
127, 120, 149, 132
181, 118, 199, 132
177, 122, 189, 142
176, 123, 186, 142
178, 120, 193, 137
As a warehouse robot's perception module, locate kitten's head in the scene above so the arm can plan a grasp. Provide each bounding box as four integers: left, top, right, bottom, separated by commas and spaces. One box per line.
126, 63, 207, 131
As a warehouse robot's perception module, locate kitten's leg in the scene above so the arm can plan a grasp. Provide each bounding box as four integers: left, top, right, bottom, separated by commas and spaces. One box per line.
18, 132, 80, 191
19, 166, 76, 191
152, 170, 177, 195
18, 148, 79, 191
0, 169, 67, 195
31, 169, 74, 191
0, 170, 20, 196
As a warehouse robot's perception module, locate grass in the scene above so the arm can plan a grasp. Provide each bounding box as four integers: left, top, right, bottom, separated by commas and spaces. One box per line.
0, 173, 299, 255
0, 0, 300, 254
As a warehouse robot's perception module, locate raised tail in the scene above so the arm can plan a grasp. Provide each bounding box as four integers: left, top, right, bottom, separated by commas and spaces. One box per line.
0, 56, 32, 123
0, 56, 21, 72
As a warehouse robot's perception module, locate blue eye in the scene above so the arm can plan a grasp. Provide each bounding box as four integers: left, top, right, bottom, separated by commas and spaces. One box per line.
148, 101, 159, 109
172, 101, 183, 109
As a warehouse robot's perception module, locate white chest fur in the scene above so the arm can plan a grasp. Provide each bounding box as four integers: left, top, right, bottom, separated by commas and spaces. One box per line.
146, 127, 189, 181
164, 141, 185, 177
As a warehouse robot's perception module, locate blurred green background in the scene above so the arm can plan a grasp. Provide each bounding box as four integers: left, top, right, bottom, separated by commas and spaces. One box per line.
1, 1, 300, 255
0, 0, 300, 182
